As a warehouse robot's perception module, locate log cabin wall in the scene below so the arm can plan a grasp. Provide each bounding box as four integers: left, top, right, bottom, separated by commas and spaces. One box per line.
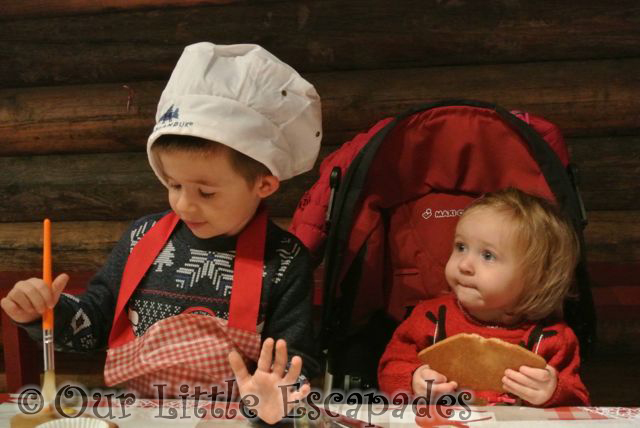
1, 1, 639, 405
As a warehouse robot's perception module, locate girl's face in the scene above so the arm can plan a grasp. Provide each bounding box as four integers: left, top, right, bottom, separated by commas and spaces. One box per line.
444, 207, 526, 324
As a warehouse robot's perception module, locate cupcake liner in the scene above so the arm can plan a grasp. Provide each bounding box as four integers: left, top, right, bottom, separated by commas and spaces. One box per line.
36, 417, 110, 428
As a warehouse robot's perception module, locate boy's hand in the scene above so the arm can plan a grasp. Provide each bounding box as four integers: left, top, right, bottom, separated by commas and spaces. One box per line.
1, 274, 69, 324
502, 364, 558, 405
412, 364, 458, 397
229, 338, 310, 425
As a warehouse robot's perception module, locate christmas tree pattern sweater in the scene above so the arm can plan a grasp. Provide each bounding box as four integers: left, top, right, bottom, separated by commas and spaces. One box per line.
378, 294, 589, 406
21, 211, 321, 378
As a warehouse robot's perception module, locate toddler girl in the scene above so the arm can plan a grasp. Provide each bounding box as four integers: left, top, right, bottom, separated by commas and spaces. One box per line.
378, 188, 589, 406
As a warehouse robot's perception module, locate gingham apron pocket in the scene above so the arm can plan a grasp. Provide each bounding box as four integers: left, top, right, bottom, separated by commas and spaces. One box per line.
105, 313, 260, 396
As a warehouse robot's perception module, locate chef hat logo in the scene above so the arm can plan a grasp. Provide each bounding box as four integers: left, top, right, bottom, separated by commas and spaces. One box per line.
159, 105, 180, 123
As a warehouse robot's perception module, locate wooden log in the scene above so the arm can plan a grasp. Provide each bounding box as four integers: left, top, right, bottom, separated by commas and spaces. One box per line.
0, 153, 165, 222
589, 262, 640, 288
0, 82, 159, 155
567, 135, 640, 212
584, 211, 640, 264
0, 212, 637, 273
311, 59, 640, 139
0, 0, 237, 19
0, 134, 638, 223
0, 221, 128, 272
1, 59, 639, 157
0, 152, 320, 222
0, 1, 639, 84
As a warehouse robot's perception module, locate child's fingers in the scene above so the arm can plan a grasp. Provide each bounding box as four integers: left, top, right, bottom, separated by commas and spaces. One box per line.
228, 350, 251, 385
39, 273, 69, 309
432, 373, 448, 384
504, 369, 539, 390
505, 366, 556, 406
503, 370, 540, 397
432, 381, 457, 394
420, 369, 447, 384
283, 355, 303, 385
1, 297, 33, 322
28, 289, 48, 313
15, 278, 54, 312
50, 273, 70, 303
413, 383, 427, 397
287, 383, 311, 409
517, 365, 552, 382
502, 375, 535, 401
297, 383, 311, 399
28, 285, 51, 314
272, 339, 288, 377
7, 284, 39, 314
256, 338, 275, 372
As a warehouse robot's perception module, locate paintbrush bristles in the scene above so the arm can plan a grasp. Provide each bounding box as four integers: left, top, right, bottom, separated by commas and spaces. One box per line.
42, 369, 56, 405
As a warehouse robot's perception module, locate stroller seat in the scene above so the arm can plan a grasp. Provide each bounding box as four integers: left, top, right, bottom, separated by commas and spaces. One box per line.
290, 100, 594, 391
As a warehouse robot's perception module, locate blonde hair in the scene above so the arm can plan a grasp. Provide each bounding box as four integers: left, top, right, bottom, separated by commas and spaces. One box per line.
462, 187, 580, 321
152, 135, 272, 185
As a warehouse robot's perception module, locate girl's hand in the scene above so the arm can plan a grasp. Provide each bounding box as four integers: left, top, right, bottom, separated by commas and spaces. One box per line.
229, 338, 310, 425
1, 274, 69, 324
503, 364, 558, 405
412, 364, 458, 397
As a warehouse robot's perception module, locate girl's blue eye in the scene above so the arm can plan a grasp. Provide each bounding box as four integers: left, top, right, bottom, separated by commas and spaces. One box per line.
454, 242, 466, 252
482, 251, 496, 261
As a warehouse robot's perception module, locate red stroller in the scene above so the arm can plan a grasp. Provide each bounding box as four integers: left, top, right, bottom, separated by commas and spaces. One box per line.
290, 100, 595, 391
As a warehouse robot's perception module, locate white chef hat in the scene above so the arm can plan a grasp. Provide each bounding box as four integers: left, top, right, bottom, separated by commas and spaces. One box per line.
147, 42, 322, 182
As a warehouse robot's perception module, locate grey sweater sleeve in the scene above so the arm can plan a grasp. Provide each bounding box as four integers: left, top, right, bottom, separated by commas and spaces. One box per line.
262, 241, 322, 379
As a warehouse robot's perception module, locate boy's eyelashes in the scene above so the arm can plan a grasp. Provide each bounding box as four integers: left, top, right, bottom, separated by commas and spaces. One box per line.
167, 182, 216, 198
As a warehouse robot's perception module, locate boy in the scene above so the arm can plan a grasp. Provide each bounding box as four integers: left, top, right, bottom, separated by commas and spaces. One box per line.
378, 188, 590, 406
2, 42, 322, 424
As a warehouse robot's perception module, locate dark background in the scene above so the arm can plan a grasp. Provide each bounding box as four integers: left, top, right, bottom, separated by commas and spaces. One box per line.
0, 0, 638, 405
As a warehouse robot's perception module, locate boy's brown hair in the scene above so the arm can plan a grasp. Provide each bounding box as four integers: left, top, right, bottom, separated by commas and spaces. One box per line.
462, 187, 580, 321
151, 135, 272, 186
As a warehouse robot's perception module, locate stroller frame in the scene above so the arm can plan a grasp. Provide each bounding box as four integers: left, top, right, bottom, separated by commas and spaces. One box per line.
316, 100, 595, 393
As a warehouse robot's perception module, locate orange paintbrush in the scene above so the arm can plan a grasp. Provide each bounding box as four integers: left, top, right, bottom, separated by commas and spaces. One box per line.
42, 219, 56, 406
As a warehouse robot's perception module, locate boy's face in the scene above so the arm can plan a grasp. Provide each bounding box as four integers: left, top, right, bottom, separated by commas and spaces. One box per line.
444, 207, 525, 324
158, 149, 277, 239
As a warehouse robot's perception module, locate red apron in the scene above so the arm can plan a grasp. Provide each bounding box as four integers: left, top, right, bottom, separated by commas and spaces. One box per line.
104, 208, 267, 398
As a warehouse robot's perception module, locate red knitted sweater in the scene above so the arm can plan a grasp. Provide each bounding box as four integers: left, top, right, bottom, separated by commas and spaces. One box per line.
378, 294, 590, 407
